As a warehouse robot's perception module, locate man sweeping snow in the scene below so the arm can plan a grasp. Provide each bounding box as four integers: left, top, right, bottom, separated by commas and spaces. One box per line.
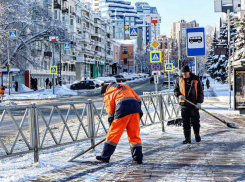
174, 65, 204, 144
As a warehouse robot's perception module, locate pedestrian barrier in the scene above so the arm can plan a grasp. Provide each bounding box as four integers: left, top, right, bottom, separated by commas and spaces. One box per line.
0, 93, 180, 161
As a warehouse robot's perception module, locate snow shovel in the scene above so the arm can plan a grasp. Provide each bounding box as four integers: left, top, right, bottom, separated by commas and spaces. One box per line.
68, 138, 106, 162
184, 99, 239, 129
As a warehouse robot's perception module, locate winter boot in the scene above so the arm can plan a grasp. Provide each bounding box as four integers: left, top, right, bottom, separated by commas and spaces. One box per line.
195, 134, 201, 142
183, 130, 191, 144
96, 142, 116, 163
131, 146, 143, 164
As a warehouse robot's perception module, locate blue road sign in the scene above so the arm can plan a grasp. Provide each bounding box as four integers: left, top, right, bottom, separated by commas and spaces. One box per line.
1, 42, 4, 50
129, 28, 138, 37
8, 30, 17, 40
186, 27, 205, 57
151, 63, 160, 71
64, 43, 70, 50
50, 66, 57, 74
165, 63, 173, 72
170, 60, 175, 67
150, 51, 162, 63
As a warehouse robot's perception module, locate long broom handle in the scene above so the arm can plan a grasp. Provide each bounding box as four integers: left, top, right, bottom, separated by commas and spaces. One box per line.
69, 138, 106, 162
184, 99, 227, 125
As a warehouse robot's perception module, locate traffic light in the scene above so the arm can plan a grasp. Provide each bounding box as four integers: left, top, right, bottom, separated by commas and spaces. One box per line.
57, 63, 61, 74
7, 64, 10, 72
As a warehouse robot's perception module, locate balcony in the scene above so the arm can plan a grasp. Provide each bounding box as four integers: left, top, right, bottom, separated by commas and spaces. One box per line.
94, 41, 102, 47
94, 23, 101, 28
62, 8, 68, 14
83, 27, 90, 33
54, 1, 61, 9
81, 15, 90, 22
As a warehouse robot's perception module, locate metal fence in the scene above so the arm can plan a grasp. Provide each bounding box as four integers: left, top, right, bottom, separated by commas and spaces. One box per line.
0, 92, 180, 161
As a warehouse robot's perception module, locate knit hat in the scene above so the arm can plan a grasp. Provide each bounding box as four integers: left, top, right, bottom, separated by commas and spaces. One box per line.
101, 84, 109, 95
182, 65, 190, 73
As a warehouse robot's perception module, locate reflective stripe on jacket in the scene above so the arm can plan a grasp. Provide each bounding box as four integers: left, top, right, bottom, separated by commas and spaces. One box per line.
103, 83, 143, 119
179, 77, 198, 102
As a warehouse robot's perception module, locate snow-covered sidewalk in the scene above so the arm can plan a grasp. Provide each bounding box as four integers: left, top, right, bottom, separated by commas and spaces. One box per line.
0, 101, 244, 182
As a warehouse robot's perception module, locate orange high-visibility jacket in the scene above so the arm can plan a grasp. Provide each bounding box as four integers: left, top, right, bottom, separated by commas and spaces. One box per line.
103, 83, 143, 119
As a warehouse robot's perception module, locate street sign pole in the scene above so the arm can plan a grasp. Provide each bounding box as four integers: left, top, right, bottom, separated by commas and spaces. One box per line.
178, 31, 181, 76
195, 57, 198, 75
167, 38, 171, 92
7, 40, 10, 95
52, 42, 55, 95
228, 9, 232, 111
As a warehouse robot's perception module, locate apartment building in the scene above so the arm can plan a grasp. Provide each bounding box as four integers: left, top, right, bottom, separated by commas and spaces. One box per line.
170, 20, 199, 59
135, 2, 161, 48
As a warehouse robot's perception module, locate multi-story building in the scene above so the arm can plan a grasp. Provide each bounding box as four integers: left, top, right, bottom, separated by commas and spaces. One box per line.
115, 39, 137, 73
135, 2, 161, 49
88, 0, 142, 40
170, 19, 199, 60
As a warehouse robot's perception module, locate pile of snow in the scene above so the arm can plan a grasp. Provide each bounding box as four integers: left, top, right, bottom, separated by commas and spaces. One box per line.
18, 84, 33, 93
96, 77, 116, 83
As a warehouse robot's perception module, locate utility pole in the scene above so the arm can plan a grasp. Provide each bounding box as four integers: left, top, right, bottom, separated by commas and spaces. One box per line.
52, 42, 55, 95
228, 9, 232, 111
167, 38, 170, 92
7, 40, 10, 95
195, 57, 198, 75
59, 44, 62, 86
178, 31, 181, 76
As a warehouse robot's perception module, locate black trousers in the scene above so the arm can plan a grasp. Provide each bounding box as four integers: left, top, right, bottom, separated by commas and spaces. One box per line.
181, 108, 200, 135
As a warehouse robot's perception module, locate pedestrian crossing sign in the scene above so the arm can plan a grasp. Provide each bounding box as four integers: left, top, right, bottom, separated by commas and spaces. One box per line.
150, 51, 162, 63
165, 63, 173, 72
50, 66, 57, 74
129, 28, 138, 37
1, 42, 4, 50
64, 43, 70, 50
8, 30, 17, 40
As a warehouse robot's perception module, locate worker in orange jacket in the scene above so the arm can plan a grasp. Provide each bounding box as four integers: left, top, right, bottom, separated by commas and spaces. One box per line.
96, 82, 143, 164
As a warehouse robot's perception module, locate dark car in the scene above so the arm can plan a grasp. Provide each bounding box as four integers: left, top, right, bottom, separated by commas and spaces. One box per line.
113, 75, 127, 82
150, 76, 154, 83
70, 81, 96, 90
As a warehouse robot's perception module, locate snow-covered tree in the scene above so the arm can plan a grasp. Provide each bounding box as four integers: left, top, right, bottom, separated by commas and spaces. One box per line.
205, 13, 237, 83
0, 0, 71, 72
231, 14, 245, 64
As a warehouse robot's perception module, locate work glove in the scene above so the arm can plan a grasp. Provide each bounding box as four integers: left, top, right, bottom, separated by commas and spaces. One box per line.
197, 103, 201, 109
108, 117, 114, 127
179, 95, 185, 100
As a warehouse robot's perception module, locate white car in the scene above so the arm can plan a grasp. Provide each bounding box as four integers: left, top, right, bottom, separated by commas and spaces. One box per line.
162, 81, 176, 90
129, 73, 140, 79
87, 79, 105, 87
138, 73, 149, 78
96, 77, 117, 84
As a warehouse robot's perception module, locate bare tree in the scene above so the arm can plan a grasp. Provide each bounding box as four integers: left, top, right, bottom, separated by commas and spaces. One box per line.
0, 0, 70, 73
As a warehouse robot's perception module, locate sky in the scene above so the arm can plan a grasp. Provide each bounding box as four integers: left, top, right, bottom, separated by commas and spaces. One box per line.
129, 0, 222, 37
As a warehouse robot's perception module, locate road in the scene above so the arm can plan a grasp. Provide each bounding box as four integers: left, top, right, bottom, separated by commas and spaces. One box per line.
0, 77, 175, 137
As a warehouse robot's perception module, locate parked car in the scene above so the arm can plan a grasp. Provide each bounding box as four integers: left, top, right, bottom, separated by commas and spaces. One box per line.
130, 73, 140, 79
70, 80, 96, 90
113, 75, 127, 82
150, 76, 154, 83
87, 79, 104, 87
96, 77, 117, 84
138, 73, 149, 78
162, 81, 175, 90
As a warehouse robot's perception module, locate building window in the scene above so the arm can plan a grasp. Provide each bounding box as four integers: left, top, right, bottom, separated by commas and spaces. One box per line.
54, 10, 58, 20
70, 19, 73, 25
124, 58, 127, 65
122, 47, 128, 54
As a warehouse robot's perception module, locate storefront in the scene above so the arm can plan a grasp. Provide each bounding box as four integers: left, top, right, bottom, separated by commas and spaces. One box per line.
92, 60, 100, 78
234, 68, 245, 114
99, 61, 105, 77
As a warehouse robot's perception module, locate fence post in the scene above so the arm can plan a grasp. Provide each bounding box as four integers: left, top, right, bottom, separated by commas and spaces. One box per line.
29, 106, 34, 148
87, 99, 95, 147
32, 103, 39, 163
159, 94, 165, 132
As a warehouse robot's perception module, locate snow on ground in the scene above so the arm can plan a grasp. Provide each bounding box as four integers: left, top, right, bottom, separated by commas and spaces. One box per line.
1, 78, 148, 101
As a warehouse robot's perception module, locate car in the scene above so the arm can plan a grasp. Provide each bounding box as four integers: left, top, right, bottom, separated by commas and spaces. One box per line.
96, 77, 117, 83
162, 81, 175, 90
150, 76, 154, 83
130, 73, 140, 79
138, 73, 149, 78
87, 79, 104, 87
113, 75, 127, 82
70, 80, 96, 90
